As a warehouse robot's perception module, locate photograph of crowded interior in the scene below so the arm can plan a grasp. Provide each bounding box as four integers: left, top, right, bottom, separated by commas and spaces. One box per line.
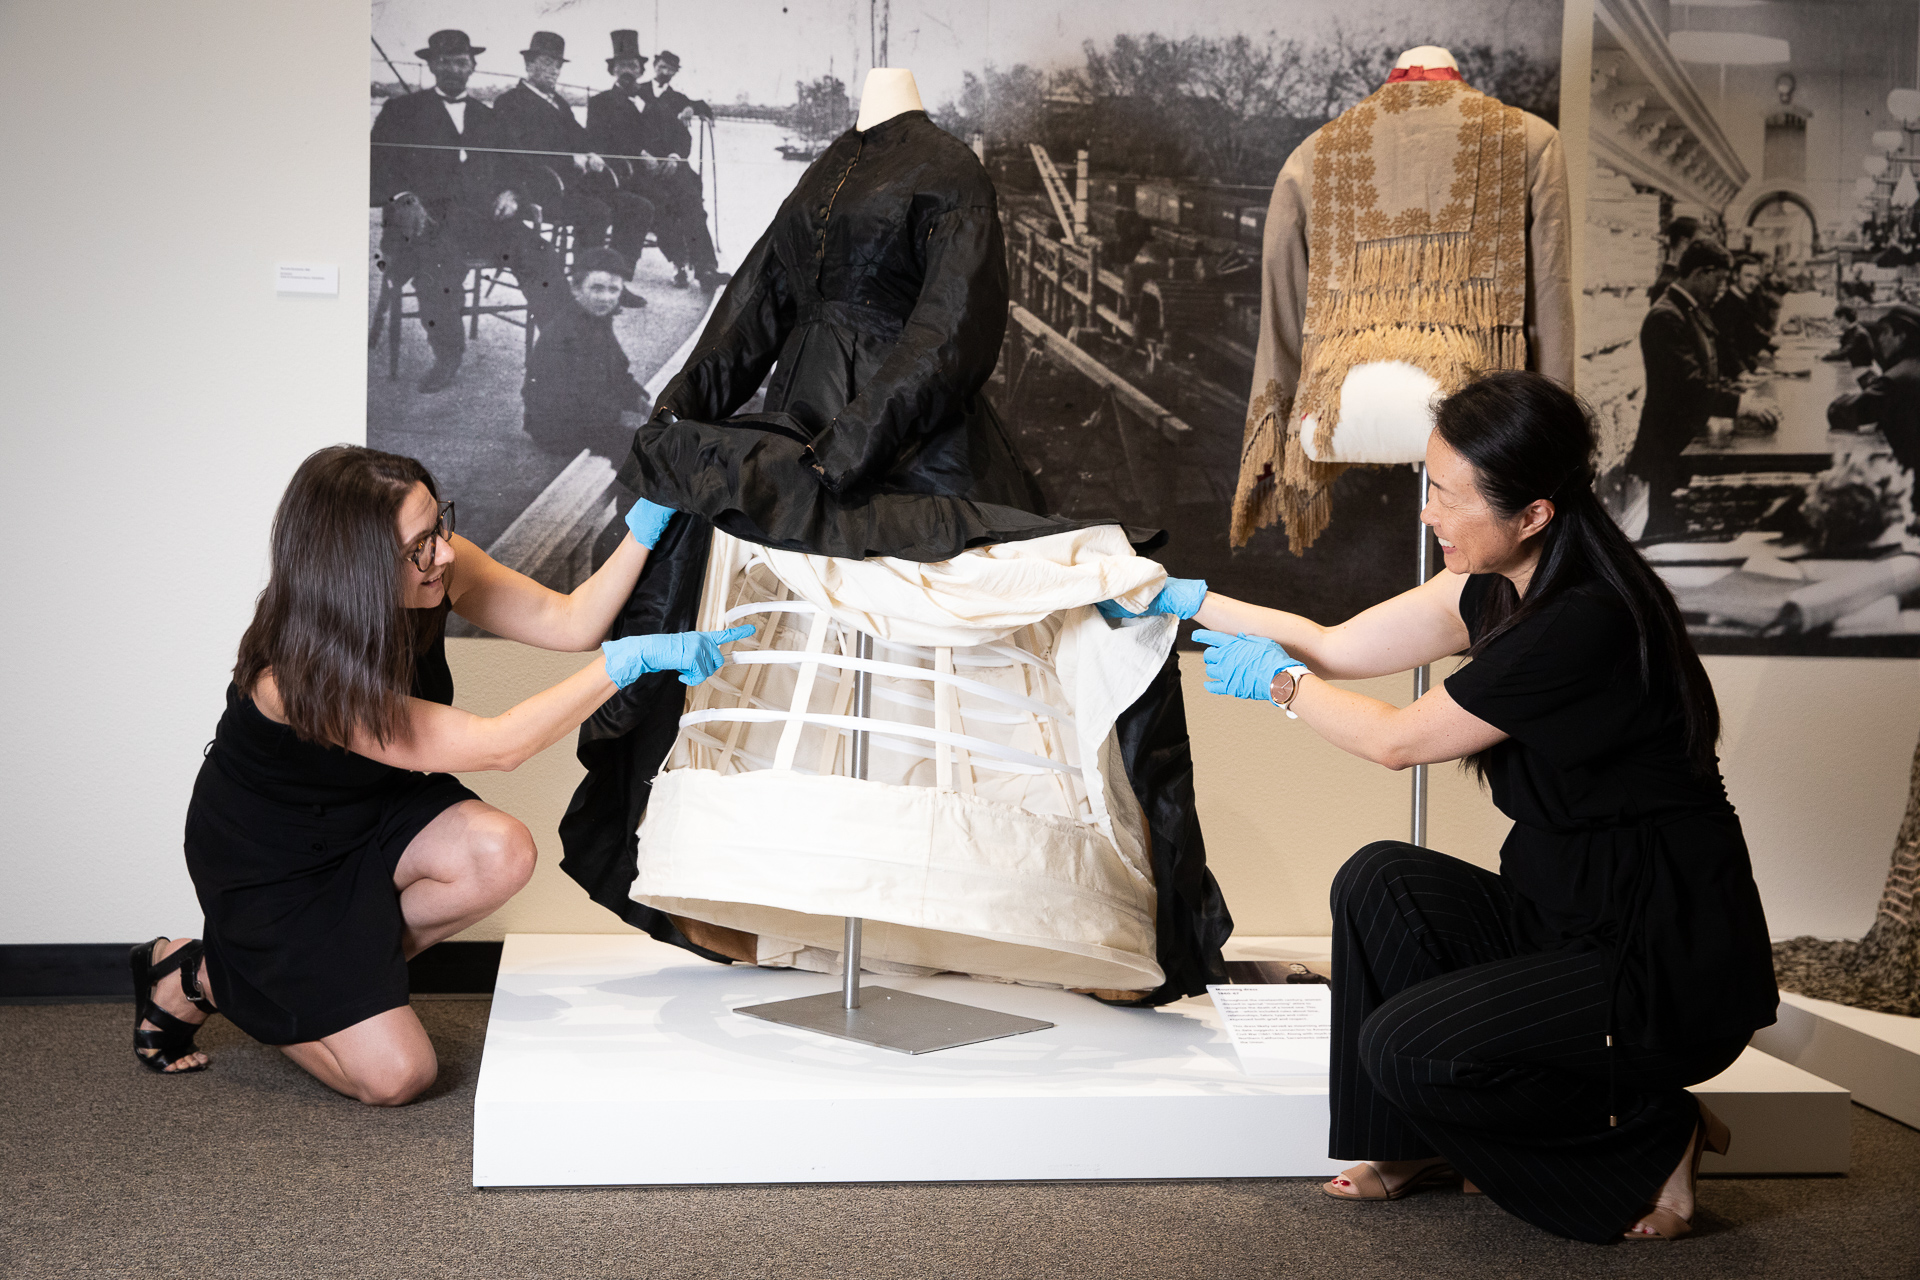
4, 1, 1918, 1277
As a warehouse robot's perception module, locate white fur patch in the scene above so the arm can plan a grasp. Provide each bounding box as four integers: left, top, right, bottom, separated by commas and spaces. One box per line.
1300, 360, 1441, 464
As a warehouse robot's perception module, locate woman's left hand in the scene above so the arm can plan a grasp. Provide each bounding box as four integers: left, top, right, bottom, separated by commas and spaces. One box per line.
1194, 630, 1299, 701
625, 497, 677, 549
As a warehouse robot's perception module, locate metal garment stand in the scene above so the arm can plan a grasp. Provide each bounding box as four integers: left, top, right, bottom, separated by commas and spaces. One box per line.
736, 631, 1054, 1054
1410, 463, 1434, 848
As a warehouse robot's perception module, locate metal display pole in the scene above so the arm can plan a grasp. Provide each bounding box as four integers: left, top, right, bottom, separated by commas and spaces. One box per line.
736, 628, 1054, 1054
1411, 463, 1433, 848
842, 634, 873, 1010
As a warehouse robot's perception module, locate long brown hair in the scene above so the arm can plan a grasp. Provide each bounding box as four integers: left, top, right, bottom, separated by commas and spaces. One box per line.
234, 446, 438, 747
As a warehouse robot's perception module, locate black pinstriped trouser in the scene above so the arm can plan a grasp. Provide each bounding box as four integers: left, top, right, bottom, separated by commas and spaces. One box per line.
1328, 842, 1749, 1243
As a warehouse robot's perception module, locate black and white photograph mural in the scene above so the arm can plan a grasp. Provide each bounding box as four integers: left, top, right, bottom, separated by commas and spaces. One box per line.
1585, 0, 1920, 655
367, 0, 1562, 631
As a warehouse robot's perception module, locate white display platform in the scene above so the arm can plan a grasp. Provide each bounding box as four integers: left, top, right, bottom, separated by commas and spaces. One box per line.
473, 934, 1858, 1187
1753, 990, 1920, 1130
473, 934, 1345, 1188
1692, 1045, 1852, 1174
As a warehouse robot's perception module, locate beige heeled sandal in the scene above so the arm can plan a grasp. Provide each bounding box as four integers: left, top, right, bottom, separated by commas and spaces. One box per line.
1323, 1160, 1461, 1201
1623, 1102, 1731, 1240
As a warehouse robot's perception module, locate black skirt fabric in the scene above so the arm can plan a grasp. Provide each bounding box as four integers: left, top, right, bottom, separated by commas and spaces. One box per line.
184, 616, 477, 1045
559, 111, 1230, 1003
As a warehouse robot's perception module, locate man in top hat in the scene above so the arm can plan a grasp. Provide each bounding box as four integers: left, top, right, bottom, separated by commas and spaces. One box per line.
491, 31, 656, 310
586, 33, 727, 292
370, 29, 565, 392
1626, 239, 1778, 539
1829, 302, 1920, 511
522, 246, 652, 462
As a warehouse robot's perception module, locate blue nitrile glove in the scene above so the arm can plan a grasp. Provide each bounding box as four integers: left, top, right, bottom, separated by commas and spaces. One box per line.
624, 497, 677, 549
1096, 576, 1209, 620
1193, 629, 1299, 701
603, 624, 755, 688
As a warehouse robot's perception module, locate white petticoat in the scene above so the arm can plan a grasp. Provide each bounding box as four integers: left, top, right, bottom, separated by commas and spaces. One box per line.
630, 525, 1177, 991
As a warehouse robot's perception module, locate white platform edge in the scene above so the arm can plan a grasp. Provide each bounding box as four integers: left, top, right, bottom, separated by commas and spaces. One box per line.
1752, 990, 1920, 1131
473, 934, 1346, 1187
472, 935, 1859, 1185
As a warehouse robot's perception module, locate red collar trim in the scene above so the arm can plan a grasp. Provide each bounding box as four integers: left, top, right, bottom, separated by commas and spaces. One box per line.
1386, 66, 1464, 83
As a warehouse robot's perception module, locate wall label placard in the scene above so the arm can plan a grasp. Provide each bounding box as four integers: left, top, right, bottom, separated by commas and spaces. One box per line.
1208, 983, 1332, 1077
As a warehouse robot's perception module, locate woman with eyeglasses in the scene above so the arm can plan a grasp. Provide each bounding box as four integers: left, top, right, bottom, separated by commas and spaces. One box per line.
131, 446, 750, 1103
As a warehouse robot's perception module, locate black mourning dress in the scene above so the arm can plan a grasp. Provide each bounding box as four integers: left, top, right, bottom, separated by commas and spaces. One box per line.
558, 111, 1231, 1002
184, 604, 478, 1045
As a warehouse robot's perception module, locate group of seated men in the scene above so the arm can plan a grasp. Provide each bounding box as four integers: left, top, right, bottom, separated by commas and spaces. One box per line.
370, 27, 728, 400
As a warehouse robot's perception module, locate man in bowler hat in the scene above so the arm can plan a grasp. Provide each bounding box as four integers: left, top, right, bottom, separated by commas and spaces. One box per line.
370, 29, 564, 392
586, 33, 727, 292
491, 31, 656, 310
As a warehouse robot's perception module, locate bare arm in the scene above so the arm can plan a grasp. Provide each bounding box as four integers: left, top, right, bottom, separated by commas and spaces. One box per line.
1193, 570, 1472, 680
445, 532, 650, 652
1283, 677, 1507, 771
256, 661, 619, 774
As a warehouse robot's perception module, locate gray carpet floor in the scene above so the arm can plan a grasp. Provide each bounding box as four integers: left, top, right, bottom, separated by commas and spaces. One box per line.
4, 1000, 1916, 1280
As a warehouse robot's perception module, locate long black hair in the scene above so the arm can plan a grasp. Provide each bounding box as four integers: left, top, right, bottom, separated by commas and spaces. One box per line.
1434, 371, 1721, 774
234, 446, 439, 748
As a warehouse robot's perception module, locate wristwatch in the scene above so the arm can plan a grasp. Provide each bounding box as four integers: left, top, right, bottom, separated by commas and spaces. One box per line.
1268, 664, 1312, 719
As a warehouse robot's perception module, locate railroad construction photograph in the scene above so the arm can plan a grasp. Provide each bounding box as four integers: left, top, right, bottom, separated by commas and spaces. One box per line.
366, 0, 1560, 627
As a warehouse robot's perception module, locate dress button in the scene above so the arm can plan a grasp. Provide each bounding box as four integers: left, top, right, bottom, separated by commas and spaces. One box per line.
310, 842, 323, 852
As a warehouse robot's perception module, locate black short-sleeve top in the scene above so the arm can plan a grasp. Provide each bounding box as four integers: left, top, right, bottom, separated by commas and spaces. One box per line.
1444, 573, 1777, 1049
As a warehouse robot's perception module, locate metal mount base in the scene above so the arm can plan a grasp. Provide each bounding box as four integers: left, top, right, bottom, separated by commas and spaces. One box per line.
736, 986, 1055, 1055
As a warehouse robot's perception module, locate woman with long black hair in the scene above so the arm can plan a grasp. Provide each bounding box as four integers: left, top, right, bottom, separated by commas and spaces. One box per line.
1120, 371, 1776, 1242
132, 446, 749, 1103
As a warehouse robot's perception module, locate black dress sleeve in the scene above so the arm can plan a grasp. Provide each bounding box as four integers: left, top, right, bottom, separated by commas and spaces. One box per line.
1444, 586, 1641, 771
805, 202, 1009, 495
652, 217, 793, 422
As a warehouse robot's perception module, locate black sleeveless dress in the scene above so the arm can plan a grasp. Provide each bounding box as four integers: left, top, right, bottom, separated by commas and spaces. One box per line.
183, 606, 479, 1045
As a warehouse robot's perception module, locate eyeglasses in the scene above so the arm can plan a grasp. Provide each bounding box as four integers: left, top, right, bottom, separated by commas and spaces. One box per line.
402, 500, 456, 573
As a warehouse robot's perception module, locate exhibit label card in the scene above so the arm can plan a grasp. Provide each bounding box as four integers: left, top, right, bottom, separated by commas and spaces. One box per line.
1207, 984, 1332, 1077
276, 263, 339, 295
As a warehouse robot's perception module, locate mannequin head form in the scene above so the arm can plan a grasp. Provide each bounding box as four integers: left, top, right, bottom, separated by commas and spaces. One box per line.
1393, 45, 1459, 71
856, 68, 924, 131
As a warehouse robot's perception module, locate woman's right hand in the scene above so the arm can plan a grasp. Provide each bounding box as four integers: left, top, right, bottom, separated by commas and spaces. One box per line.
603, 625, 755, 688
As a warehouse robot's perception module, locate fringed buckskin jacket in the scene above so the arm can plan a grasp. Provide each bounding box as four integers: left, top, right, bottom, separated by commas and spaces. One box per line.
1232, 75, 1574, 553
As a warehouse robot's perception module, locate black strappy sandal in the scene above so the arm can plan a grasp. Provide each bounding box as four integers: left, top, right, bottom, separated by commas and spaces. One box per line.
131, 937, 217, 1074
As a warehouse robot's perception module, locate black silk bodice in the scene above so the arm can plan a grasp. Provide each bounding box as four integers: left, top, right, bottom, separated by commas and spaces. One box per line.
648, 110, 1034, 507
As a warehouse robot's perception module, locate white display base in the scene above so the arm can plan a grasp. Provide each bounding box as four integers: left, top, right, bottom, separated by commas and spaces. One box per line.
473, 933, 1345, 1188
1752, 989, 1920, 1130
1692, 1044, 1852, 1174
473, 934, 1858, 1187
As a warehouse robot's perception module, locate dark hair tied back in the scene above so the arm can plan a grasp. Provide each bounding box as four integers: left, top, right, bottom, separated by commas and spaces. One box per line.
1433, 372, 1721, 776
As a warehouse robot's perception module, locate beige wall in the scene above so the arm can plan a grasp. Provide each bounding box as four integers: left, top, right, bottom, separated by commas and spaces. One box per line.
2, 0, 1914, 948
